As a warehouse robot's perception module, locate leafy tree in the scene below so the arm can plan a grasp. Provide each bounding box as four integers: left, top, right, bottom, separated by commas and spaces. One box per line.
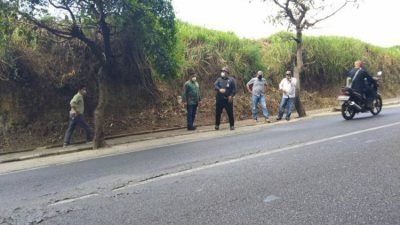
6, 0, 177, 148
261, 0, 358, 117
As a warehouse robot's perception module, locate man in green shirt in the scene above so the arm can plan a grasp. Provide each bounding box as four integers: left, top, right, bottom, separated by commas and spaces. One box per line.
63, 85, 92, 147
182, 71, 202, 130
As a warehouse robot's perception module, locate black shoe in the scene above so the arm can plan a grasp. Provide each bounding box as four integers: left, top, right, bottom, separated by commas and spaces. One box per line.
230, 126, 235, 130
215, 125, 219, 130
276, 117, 282, 121
285, 117, 290, 121
188, 126, 197, 131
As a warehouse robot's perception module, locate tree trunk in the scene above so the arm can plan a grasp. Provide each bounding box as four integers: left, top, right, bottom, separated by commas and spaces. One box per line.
93, 67, 108, 149
294, 29, 307, 117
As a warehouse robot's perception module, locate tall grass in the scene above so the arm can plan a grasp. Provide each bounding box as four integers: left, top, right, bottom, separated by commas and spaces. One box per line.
176, 21, 266, 87
175, 24, 400, 97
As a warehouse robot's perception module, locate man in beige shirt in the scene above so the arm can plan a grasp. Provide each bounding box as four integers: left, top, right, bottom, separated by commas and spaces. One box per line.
63, 85, 92, 147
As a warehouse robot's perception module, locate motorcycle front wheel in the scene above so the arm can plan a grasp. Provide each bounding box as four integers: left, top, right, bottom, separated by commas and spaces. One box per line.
370, 95, 382, 115
341, 102, 356, 120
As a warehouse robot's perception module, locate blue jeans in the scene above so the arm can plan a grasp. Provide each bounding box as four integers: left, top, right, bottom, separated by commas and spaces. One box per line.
63, 115, 92, 144
278, 97, 294, 119
252, 95, 269, 119
186, 104, 198, 128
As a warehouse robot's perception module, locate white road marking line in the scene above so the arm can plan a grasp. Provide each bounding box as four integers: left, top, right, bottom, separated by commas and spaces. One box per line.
49, 193, 100, 207
112, 121, 400, 191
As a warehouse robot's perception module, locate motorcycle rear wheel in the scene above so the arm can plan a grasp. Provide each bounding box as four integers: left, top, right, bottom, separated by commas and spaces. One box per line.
370, 95, 382, 115
341, 102, 356, 120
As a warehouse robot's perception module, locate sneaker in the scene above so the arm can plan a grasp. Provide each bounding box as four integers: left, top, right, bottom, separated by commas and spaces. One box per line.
215, 125, 219, 130
63, 143, 69, 148
286, 117, 290, 121
276, 117, 282, 121
265, 118, 271, 123
254, 118, 258, 123
230, 126, 235, 130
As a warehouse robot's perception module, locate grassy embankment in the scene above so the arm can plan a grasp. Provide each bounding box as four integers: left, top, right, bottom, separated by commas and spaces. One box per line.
1, 21, 400, 152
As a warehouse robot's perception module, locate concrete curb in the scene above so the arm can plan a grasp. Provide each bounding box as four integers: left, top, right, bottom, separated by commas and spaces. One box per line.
1, 99, 398, 164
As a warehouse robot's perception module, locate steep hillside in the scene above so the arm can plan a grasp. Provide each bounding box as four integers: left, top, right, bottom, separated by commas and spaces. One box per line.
1, 22, 399, 153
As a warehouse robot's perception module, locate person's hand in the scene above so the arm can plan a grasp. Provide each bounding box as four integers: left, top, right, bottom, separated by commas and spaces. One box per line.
219, 88, 226, 94
181, 102, 187, 108
69, 110, 77, 117
228, 96, 233, 103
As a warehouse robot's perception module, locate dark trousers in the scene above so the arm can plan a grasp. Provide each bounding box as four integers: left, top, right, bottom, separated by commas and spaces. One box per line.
187, 104, 198, 128
63, 115, 92, 144
365, 87, 375, 102
215, 98, 234, 127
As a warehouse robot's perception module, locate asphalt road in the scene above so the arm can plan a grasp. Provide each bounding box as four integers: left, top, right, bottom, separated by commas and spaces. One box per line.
1, 107, 400, 225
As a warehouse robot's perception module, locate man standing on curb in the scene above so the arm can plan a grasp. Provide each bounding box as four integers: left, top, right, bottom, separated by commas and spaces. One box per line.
214, 66, 236, 130
246, 70, 271, 123
277, 70, 297, 121
63, 85, 92, 147
182, 71, 202, 131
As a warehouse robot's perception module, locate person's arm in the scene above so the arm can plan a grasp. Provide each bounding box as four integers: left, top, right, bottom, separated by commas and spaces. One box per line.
278, 79, 283, 90
214, 79, 220, 92
246, 79, 254, 93
182, 82, 188, 104
264, 78, 268, 92
197, 82, 202, 105
292, 77, 297, 88
226, 78, 236, 103
365, 73, 377, 88
70, 95, 80, 115
230, 78, 237, 97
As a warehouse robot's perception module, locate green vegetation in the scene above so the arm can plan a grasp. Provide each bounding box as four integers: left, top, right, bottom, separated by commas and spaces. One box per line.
1, 19, 400, 152
174, 26, 400, 95
176, 22, 266, 83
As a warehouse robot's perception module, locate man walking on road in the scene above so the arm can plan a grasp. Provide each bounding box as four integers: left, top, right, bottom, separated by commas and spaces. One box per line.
182, 71, 202, 130
214, 66, 236, 130
63, 85, 92, 147
277, 70, 297, 121
246, 71, 271, 123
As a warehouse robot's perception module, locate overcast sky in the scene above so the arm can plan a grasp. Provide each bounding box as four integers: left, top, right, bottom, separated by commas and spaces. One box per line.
172, 0, 400, 48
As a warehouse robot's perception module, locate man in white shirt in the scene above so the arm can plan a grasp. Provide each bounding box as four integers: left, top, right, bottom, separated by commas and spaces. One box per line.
277, 71, 297, 121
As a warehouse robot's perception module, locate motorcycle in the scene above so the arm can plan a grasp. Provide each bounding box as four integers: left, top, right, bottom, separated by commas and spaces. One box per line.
337, 71, 383, 120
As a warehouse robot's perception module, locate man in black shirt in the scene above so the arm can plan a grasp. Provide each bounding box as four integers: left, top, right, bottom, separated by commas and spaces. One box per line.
214, 66, 236, 130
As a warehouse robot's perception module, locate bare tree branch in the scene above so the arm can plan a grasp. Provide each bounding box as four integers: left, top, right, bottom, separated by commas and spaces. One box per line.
48, 0, 77, 24
273, 0, 298, 27
303, 0, 356, 29
20, 13, 74, 39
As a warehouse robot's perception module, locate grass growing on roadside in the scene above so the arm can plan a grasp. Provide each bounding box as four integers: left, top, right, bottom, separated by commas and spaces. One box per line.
176, 21, 266, 85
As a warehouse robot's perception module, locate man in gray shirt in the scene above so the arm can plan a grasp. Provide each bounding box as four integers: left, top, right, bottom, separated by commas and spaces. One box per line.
246, 71, 271, 123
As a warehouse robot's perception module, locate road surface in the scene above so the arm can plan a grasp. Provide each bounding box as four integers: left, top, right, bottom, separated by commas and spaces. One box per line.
1, 107, 400, 225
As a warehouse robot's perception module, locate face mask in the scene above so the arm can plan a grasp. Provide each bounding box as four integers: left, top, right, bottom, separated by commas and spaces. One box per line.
191, 77, 197, 82
258, 75, 262, 80
221, 72, 226, 77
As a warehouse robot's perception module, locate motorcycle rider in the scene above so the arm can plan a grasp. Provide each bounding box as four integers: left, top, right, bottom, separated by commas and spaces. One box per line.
347, 60, 377, 108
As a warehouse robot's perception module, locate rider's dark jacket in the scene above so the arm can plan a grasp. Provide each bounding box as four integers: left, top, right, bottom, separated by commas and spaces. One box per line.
347, 67, 376, 92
